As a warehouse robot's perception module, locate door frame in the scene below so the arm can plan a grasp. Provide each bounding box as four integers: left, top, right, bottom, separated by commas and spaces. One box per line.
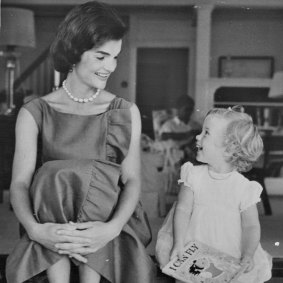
128, 13, 196, 104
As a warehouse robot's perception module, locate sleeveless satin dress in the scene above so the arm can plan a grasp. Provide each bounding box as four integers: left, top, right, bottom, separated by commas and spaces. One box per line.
6, 97, 155, 283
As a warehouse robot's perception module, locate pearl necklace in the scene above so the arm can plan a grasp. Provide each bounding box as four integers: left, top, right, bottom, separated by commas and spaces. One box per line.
62, 80, 100, 103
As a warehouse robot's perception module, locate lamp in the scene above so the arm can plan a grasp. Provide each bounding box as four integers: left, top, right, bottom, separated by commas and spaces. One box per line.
0, 7, 36, 115
268, 71, 283, 99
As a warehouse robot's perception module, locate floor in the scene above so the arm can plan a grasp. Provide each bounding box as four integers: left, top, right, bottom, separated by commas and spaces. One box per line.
0, 191, 283, 282
147, 196, 283, 283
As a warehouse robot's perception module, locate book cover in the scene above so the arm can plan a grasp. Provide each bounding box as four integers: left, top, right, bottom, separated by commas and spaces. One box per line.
162, 240, 245, 283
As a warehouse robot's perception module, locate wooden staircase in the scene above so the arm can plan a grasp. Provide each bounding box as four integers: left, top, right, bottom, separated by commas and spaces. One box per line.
14, 47, 55, 97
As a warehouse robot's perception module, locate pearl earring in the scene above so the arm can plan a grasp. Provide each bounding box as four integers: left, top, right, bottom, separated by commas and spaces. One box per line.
69, 64, 76, 73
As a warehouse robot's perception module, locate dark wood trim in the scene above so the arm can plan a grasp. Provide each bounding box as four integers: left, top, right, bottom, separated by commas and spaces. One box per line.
14, 47, 51, 90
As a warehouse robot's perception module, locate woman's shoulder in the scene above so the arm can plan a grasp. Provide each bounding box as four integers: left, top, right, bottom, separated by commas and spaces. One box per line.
24, 91, 63, 113
39, 90, 67, 109
20, 96, 48, 130
23, 91, 58, 110
22, 96, 45, 112
106, 93, 133, 110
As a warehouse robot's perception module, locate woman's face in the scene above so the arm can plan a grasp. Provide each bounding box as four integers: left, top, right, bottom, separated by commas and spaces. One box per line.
75, 39, 122, 90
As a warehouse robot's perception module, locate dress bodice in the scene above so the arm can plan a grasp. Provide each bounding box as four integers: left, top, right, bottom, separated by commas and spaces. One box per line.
7, 96, 156, 283
178, 162, 262, 258
23, 97, 132, 164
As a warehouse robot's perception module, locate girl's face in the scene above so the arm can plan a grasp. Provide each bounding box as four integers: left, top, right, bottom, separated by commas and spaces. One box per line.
74, 39, 122, 90
196, 115, 230, 172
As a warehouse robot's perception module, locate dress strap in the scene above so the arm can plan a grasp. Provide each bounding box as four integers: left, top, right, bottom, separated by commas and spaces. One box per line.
108, 97, 132, 110
22, 98, 43, 131
106, 97, 132, 164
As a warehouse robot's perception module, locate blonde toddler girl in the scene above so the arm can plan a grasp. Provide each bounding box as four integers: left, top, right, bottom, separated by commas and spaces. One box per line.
156, 106, 272, 283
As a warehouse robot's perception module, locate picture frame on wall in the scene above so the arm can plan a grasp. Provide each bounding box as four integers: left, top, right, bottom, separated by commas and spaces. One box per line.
218, 56, 274, 78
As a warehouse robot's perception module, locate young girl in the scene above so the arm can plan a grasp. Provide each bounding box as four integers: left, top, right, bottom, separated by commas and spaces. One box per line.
156, 106, 272, 283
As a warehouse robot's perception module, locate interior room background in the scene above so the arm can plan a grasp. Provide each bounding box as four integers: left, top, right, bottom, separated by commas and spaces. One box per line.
1, 0, 283, 120
1, 1, 283, 282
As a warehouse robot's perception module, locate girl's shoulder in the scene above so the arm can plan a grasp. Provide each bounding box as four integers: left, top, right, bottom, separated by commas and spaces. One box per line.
179, 162, 207, 183
181, 161, 207, 173
230, 172, 263, 206
237, 174, 263, 211
233, 171, 262, 189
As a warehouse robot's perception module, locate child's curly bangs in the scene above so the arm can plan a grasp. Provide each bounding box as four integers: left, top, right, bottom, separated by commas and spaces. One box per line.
207, 108, 263, 172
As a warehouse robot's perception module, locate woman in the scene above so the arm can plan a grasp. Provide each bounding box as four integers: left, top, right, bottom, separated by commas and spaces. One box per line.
6, 1, 154, 282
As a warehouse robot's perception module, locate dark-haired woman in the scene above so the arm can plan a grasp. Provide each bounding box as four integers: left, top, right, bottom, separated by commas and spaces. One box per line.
6, 1, 154, 282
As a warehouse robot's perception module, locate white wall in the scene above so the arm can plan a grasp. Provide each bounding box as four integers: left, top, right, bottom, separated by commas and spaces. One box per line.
127, 9, 196, 102
211, 8, 283, 77
106, 28, 131, 100
2, 6, 283, 102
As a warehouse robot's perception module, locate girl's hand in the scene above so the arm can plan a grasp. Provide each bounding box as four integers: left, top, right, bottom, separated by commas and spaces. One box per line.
170, 241, 185, 260
156, 250, 170, 269
240, 255, 254, 273
29, 222, 89, 263
54, 221, 120, 255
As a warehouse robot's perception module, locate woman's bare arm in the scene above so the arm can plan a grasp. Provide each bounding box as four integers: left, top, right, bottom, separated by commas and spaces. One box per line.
10, 108, 40, 233
10, 108, 89, 262
108, 103, 142, 230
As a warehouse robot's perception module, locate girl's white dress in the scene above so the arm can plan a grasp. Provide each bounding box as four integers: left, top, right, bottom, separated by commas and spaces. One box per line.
156, 162, 272, 283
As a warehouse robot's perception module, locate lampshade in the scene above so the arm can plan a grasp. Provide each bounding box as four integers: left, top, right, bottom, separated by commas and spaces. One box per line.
268, 71, 283, 99
0, 7, 36, 48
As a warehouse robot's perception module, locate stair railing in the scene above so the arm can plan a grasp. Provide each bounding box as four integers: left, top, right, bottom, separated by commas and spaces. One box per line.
14, 46, 54, 96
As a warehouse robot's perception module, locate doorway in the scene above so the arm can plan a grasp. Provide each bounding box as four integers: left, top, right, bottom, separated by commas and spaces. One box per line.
136, 47, 189, 138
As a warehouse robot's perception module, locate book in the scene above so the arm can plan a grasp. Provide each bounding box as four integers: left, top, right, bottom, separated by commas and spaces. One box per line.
162, 240, 246, 283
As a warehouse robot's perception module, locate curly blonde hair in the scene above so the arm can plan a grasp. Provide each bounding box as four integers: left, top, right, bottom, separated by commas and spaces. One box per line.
206, 106, 263, 172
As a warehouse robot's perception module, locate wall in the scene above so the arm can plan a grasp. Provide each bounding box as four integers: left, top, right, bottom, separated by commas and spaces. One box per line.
106, 24, 131, 100
2, 5, 283, 102
211, 8, 283, 77
128, 8, 196, 102
20, 15, 62, 71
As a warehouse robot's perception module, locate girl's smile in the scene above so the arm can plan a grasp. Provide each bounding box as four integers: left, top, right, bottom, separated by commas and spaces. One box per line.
196, 115, 232, 173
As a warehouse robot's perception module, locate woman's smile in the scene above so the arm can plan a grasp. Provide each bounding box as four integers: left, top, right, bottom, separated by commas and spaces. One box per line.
95, 72, 110, 81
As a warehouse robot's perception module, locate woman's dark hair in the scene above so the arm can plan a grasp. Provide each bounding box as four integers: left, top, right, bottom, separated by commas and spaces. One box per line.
50, 1, 127, 73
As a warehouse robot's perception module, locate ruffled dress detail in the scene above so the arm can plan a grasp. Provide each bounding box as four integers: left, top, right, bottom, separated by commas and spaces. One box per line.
156, 162, 272, 283
6, 97, 154, 283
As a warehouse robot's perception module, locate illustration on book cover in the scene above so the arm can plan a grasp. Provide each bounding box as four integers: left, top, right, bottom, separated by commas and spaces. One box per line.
162, 240, 245, 283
